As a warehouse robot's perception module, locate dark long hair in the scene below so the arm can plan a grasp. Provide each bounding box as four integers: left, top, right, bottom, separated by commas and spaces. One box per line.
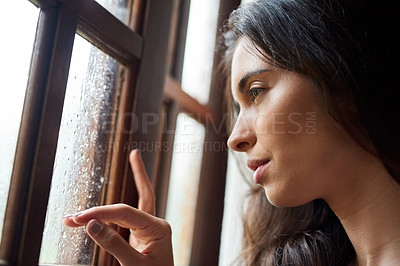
221, 0, 400, 265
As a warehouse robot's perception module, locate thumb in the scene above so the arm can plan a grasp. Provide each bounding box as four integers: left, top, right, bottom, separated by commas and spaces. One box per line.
86, 219, 145, 266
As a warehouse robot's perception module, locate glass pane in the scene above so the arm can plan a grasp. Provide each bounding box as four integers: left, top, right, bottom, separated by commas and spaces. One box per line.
165, 113, 205, 266
0, 0, 39, 241
164, 0, 220, 264
219, 152, 251, 265
95, 0, 133, 26
181, 0, 220, 104
39, 34, 124, 265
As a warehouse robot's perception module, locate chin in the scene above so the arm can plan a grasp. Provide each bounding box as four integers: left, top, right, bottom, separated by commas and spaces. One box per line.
263, 187, 313, 208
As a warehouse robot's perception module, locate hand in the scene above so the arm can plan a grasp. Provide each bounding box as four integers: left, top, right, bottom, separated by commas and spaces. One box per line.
63, 149, 174, 266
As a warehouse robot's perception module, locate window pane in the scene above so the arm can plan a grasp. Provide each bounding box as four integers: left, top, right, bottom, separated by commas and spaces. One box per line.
181, 0, 220, 104
219, 152, 251, 265
95, 0, 133, 26
39, 34, 124, 265
165, 113, 205, 265
164, 0, 220, 264
0, 0, 39, 241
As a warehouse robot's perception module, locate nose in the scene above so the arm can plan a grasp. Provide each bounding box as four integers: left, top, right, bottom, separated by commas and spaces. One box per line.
227, 113, 256, 152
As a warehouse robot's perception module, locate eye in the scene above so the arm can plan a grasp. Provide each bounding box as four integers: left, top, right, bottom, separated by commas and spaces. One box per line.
246, 88, 264, 102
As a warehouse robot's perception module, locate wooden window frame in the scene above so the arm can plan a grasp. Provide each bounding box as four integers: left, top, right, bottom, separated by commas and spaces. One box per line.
0, 0, 174, 265
189, 1, 241, 264
0, 0, 240, 264
156, 0, 241, 265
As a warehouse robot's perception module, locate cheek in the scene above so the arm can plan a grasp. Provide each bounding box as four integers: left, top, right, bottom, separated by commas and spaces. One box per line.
254, 97, 318, 138
255, 112, 315, 135
255, 110, 343, 205
254, 83, 320, 137
272, 118, 353, 204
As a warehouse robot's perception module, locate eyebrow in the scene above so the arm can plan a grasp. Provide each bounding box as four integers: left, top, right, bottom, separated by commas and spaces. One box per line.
238, 68, 270, 92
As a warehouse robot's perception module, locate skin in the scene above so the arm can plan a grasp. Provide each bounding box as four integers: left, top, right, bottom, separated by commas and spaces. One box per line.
227, 38, 400, 265
63, 150, 173, 266
227, 38, 372, 207
64, 37, 400, 266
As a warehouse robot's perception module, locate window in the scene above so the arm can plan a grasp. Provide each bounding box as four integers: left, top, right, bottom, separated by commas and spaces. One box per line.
164, 0, 220, 264
0, 0, 241, 265
0, 0, 173, 264
158, 0, 241, 265
39, 34, 124, 264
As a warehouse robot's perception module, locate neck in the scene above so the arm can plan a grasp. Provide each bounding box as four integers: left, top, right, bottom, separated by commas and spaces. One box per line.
326, 160, 400, 266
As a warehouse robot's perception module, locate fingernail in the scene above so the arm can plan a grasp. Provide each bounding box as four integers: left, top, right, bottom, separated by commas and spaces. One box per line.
64, 211, 84, 219
73, 211, 84, 217
136, 149, 142, 158
89, 220, 103, 236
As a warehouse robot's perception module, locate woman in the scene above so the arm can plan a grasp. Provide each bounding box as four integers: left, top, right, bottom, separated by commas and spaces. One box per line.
64, 0, 400, 265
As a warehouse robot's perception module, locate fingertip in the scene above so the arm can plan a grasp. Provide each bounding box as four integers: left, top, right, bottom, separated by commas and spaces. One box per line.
86, 219, 104, 237
130, 149, 141, 162
84, 218, 144, 265
63, 216, 79, 227
130, 149, 146, 174
63, 216, 70, 225
66, 210, 93, 226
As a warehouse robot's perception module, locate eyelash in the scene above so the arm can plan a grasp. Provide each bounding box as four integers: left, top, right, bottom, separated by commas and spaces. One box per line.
246, 88, 264, 102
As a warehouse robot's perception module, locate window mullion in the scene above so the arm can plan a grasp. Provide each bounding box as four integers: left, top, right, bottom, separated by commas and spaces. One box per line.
19, 5, 78, 265
28, 0, 57, 9
154, 0, 191, 219
0, 4, 78, 265
63, 0, 143, 63
164, 75, 215, 125
30, 0, 145, 64
189, 0, 241, 265
129, 0, 174, 184
98, 0, 175, 264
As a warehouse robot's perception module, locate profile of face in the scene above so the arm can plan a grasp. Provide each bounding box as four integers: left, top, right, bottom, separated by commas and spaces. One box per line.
227, 38, 373, 207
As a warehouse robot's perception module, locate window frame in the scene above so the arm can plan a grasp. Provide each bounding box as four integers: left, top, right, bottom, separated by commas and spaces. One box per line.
156, 0, 241, 265
189, 1, 241, 263
0, 0, 241, 264
0, 0, 174, 265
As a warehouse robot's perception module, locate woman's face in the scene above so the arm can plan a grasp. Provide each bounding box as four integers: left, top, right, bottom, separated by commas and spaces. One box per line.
227, 38, 368, 207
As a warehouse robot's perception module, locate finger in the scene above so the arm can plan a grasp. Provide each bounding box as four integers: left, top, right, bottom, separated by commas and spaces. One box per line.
64, 204, 160, 232
86, 219, 145, 266
63, 214, 81, 227
129, 149, 155, 215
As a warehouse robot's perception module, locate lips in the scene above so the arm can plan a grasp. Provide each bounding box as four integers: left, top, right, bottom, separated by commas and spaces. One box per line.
247, 159, 270, 184
247, 159, 270, 171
